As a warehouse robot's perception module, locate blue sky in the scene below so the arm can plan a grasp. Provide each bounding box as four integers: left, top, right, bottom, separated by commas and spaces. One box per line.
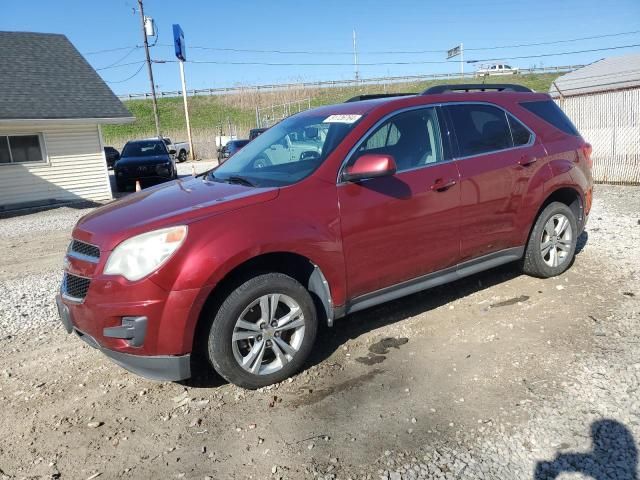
3, 0, 640, 95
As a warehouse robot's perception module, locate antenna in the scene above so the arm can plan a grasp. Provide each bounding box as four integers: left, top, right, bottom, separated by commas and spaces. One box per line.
353, 28, 360, 83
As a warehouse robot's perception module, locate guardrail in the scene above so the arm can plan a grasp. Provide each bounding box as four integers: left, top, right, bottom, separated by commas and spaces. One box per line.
117, 65, 583, 100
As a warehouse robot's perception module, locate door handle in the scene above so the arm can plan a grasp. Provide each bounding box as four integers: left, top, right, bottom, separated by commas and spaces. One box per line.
518, 154, 537, 166
430, 179, 457, 192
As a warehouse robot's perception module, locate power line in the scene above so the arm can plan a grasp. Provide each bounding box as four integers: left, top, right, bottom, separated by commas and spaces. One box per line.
83, 45, 139, 55
151, 43, 640, 67
96, 46, 141, 70
95, 60, 146, 71
468, 43, 640, 63
179, 58, 455, 66
156, 30, 640, 56
465, 30, 640, 51
105, 63, 146, 83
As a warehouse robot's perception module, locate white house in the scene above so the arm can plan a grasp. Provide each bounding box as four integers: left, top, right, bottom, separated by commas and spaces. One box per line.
550, 53, 640, 185
0, 31, 134, 211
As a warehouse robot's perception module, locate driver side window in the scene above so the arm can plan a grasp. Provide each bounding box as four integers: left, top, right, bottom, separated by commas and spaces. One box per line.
351, 107, 446, 172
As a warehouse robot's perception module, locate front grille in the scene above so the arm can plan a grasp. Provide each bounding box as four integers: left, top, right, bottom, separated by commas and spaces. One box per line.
69, 239, 100, 260
63, 273, 91, 300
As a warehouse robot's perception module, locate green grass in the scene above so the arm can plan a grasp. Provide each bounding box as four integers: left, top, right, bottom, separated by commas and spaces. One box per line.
103, 95, 254, 143
103, 73, 561, 147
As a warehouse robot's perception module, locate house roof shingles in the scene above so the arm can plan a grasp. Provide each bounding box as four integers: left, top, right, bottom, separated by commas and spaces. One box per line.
549, 52, 640, 98
0, 31, 133, 121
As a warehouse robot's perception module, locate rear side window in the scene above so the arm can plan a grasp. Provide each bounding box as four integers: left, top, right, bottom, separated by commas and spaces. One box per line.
446, 104, 512, 157
520, 100, 579, 136
507, 114, 533, 146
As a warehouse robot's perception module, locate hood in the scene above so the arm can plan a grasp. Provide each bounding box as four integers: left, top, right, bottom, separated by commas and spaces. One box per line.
73, 177, 279, 250
116, 154, 171, 167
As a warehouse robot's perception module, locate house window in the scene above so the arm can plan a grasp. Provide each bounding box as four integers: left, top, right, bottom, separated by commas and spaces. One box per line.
0, 134, 44, 164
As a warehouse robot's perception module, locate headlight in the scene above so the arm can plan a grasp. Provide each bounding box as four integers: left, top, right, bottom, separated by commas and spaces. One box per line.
104, 226, 187, 281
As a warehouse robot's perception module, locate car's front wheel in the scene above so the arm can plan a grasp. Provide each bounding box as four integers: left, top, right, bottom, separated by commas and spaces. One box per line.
207, 273, 317, 389
522, 201, 578, 278
178, 150, 187, 162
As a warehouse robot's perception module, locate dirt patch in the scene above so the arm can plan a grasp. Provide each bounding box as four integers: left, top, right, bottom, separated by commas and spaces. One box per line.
490, 295, 530, 308
290, 369, 384, 407
0, 185, 638, 479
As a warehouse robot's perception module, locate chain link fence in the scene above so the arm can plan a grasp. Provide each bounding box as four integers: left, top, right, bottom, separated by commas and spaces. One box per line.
254, 98, 311, 128
558, 88, 640, 185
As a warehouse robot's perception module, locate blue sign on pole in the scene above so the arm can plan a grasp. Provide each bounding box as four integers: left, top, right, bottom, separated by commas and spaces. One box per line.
173, 24, 186, 61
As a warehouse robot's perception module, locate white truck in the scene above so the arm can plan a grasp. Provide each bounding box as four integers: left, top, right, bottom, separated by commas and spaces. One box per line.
475, 64, 519, 77
146, 137, 190, 162
251, 126, 325, 167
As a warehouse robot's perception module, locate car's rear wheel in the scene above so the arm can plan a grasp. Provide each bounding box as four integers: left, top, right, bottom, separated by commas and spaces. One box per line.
207, 273, 317, 389
115, 180, 127, 192
522, 201, 577, 278
178, 150, 187, 162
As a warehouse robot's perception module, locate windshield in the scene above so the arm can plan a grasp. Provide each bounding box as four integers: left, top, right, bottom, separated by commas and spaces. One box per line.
122, 141, 166, 157
212, 113, 362, 187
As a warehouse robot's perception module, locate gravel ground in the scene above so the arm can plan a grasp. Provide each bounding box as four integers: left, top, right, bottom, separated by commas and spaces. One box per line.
0, 206, 92, 240
381, 187, 640, 480
0, 185, 638, 480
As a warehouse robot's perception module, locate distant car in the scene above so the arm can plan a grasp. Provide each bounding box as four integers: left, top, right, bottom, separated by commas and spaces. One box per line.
249, 126, 324, 168
220, 139, 250, 163
103, 146, 120, 169
475, 64, 519, 77
145, 137, 190, 162
114, 139, 177, 191
249, 128, 268, 140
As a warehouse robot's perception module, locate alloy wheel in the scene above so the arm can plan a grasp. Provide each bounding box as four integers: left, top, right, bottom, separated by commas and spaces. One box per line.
231, 294, 305, 375
540, 213, 573, 267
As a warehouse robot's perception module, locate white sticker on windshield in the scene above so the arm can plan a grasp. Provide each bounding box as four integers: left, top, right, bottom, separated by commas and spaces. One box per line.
323, 114, 362, 124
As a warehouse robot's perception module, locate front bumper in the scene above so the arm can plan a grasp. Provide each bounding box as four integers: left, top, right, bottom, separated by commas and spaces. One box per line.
56, 294, 191, 381
115, 166, 174, 183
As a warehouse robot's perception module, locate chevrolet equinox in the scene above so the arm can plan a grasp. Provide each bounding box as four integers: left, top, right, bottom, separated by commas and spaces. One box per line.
56, 84, 593, 389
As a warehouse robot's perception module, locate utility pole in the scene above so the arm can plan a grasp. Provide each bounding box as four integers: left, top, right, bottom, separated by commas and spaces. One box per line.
178, 61, 195, 159
460, 42, 464, 77
353, 29, 360, 84
137, 0, 161, 138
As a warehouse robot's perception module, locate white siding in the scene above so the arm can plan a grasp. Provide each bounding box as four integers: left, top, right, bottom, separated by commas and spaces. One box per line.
556, 88, 640, 185
0, 122, 112, 209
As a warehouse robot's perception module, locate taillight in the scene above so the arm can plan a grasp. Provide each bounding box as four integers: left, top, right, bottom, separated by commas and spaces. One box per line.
582, 143, 593, 169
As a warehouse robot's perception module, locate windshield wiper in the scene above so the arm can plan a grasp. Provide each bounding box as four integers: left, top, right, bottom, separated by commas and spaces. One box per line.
196, 168, 215, 179
225, 175, 255, 187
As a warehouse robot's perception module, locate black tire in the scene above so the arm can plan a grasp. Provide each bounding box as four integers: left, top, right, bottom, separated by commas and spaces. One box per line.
115, 180, 127, 192
207, 273, 317, 389
522, 201, 577, 278
178, 150, 187, 163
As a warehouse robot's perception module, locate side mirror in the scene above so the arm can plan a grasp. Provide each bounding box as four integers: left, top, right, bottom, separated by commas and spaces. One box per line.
169, 148, 177, 155
342, 153, 397, 182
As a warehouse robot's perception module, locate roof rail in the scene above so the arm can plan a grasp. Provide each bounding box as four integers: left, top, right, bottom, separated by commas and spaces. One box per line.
422, 84, 533, 94
345, 93, 415, 103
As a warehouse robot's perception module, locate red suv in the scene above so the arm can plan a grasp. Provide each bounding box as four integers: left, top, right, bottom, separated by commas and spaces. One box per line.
56, 84, 593, 389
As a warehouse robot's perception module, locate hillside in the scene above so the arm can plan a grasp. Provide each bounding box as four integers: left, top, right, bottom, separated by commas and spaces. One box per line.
103, 73, 561, 157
